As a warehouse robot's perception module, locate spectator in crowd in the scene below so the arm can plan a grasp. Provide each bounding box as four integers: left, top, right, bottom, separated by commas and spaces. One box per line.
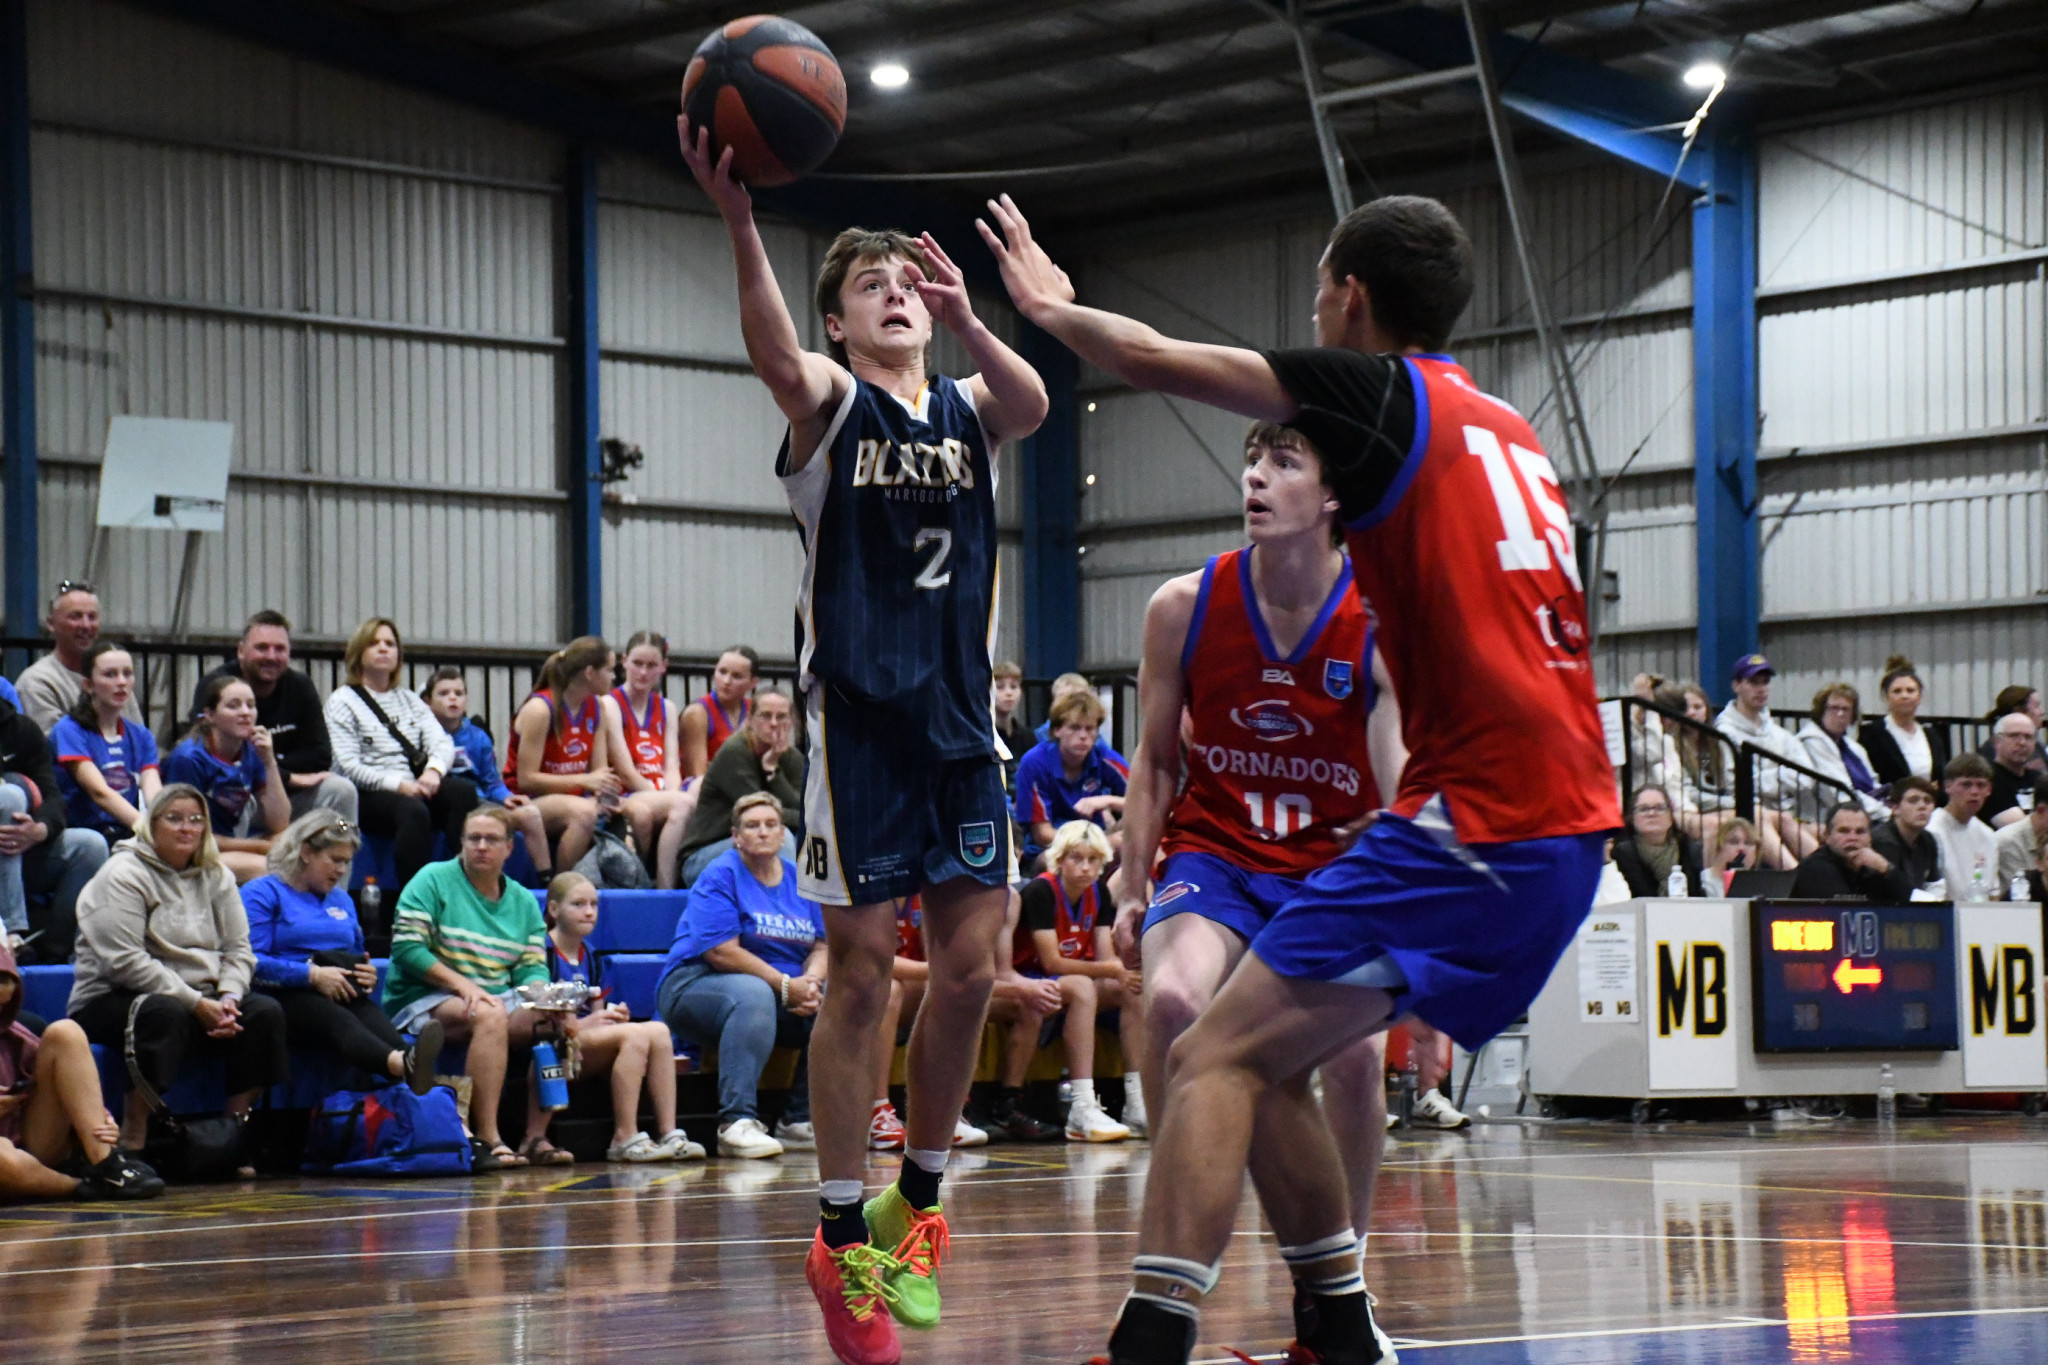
1655, 682, 1734, 845
422, 667, 553, 887
1704, 818, 1762, 895
1611, 787, 1704, 898
3, 691, 111, 963
604, 632, 699, 891
503, 637, 618, 883
243, 810, 442, 1093
1993, 781, 2048, 897
1981, 712, 2041, 829
379, 804, 550, 1172
1929, 753, 2003, 901
1791, 805, 1913, 901
1980, 686, 2048, 773
1796, 682, 1888, 817
67, 784, 289, 1152
522, 872, 701, 1164
326, 618, 479, 905
1714, 655, 1818, 867
674, 688, 802, 888
0, 940, 162, 1201
678, 646, 759, 781
13, 583, 142, 733
1014, 690, 1127, 868
1009, 821, 1139, 1142
1031, 672, 1126, 767
192, 612, 357, 823
992, 661, 1028, 794
51, 642, 161, 847
1871, 776, 1944, 894
164, 675, 290, 886
1859, 655, 1950, 786
655, 794, 825, 1160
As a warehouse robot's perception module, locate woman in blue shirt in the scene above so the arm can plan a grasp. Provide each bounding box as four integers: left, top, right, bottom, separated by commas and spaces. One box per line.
50, 642, 161, 845
162, 675, 290, 885
655, 793, 825, 1159
245, 809, 441, 1093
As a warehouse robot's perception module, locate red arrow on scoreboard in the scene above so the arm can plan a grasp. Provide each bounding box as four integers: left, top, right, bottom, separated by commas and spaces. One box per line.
1833, 958, 1882, 994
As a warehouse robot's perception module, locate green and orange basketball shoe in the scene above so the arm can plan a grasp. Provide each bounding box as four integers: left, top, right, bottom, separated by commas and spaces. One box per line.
863, 1183, 950, 1330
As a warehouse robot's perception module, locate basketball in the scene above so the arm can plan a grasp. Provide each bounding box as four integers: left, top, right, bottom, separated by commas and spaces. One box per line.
681, 16, 846, 188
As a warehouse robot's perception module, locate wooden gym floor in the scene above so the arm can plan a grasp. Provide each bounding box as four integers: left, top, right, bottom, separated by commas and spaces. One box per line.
5, 1115, 2046, 1363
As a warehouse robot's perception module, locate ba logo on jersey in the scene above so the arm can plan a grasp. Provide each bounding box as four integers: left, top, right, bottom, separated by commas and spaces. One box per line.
1230, 700, 1314, 743
1323, 660, 1354, 700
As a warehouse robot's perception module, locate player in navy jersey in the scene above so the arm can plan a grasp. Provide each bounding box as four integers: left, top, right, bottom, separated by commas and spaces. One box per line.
682, 122, 1047, 1365
1111, 422, 1406, 1363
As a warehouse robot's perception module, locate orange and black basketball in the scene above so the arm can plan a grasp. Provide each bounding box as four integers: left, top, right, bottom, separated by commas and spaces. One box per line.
682, 16, 846, 188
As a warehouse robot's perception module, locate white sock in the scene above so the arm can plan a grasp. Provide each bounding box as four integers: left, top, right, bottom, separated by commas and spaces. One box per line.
905, 1146, 949, 1175
1070, 1079, 1097, 1107
820, 1179, 864, 1204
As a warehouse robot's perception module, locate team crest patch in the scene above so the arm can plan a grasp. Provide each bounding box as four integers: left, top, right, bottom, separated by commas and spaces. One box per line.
1150, 880, 1199, 910
958, 821, 999, 869
1323, 659, 1355, 700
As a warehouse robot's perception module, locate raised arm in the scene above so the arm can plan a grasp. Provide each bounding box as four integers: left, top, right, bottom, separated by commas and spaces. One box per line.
979, 194, 1296, 422
679, 120, 847, 450
1110, 573, 1198, 958
907, 231, 1046, 445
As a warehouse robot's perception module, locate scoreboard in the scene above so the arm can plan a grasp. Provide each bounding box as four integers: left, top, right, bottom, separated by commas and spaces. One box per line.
1749, 901, 1959, 1053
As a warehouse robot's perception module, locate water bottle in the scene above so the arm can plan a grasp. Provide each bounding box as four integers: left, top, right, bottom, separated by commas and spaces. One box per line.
1968, 864, 1989, 903
357, 877, 381, 930
1666, 866, 1689, 899
533, 1041, 571, 1111
2012, 875, 2033, 904
1875, 1063, 1896, 1126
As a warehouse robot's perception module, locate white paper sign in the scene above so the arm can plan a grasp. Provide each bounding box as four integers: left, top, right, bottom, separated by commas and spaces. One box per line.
1955, 902, 2045, 1089
1577, 911, 1639, 1024
1645, 900, 1740, 1091
94, 416, 234, 531
1599, 698, 1626, 767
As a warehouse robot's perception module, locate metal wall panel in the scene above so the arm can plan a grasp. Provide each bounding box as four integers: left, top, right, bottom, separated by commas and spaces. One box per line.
601, 517, 804, 661
600, 360, 791, 510
1594, 629, 1700, 698
1079, 527, 1243, 671
1760, 88, 2047, 288
312, 495, 563, 648
599, 203, 811, 359
310, 332, 556, 489
1080, 388, 1248, 529
1764, 612, 2048, 724
1463, 316, 1695, 475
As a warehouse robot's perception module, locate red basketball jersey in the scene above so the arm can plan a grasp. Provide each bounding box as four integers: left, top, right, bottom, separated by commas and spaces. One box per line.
613, 686, 669, 788
1344, 357, 1618, 843
702, 693, 751, 758
1012, 873, 1100, 971
1162, 548, 1382, 877
503, 689, 601, 794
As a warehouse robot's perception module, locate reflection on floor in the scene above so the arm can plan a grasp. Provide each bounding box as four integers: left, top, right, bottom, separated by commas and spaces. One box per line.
4, 1116, 2045, 1362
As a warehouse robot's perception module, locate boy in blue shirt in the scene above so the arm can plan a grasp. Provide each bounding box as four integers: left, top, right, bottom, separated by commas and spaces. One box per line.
1013, 691, 1128, 869
422, 668, 555, 885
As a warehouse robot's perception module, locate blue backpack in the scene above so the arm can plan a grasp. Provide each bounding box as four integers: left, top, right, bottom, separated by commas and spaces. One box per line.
303, 1085, 473, 1176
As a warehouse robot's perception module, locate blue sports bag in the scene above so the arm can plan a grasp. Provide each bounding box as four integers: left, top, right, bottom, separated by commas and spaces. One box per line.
302, 1085, 473, 1176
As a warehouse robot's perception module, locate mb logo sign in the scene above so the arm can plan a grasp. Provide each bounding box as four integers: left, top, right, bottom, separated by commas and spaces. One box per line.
1658, 941, 1729, 1038
1971, 944, 2038, 1037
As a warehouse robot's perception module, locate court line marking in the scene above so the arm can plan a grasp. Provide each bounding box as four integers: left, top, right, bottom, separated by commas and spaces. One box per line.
1380, 1135, 2048, 1168
1193, 1302, 2048, 1358
1503, 1165, 2048, 1205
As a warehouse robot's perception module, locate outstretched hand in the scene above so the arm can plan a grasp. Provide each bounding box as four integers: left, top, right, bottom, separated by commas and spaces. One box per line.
976, 194, 1074, 324
906, 232, 973, 333
678, 117, 753, 223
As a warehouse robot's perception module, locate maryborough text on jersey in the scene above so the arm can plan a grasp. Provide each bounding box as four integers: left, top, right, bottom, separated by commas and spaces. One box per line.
852, 437, 977, 493
1186, 742, 1364, 797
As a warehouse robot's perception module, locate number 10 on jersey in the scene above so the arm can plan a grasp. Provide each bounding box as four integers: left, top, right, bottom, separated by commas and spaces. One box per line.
1245, 791, 1311, 838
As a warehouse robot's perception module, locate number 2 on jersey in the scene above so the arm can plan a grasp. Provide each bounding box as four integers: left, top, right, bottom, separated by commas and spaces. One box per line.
913, 527, 953, 590
1244, 791, 1312, 838
1465, 425, 1581, 591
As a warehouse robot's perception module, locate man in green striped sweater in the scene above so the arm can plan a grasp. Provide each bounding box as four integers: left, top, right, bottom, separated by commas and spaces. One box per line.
381, 805, 549, 1170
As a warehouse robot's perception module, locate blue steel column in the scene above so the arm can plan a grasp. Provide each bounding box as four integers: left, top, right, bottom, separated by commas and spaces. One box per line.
565, 144, 603, 639
1019, 324, 1079, 678
1691, 131, 1760, 698
1, 0, 37, 651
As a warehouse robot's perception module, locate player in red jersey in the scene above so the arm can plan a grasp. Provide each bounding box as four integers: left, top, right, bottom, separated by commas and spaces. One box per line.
1110, 420, 1407, 1361
982, 193, 1618, 1365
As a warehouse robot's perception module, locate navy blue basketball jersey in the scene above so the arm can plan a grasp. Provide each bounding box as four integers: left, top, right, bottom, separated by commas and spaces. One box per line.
779, 373, 999, 760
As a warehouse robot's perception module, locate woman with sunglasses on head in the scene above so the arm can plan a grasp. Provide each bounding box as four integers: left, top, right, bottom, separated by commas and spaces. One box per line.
243, 809, 442, 1094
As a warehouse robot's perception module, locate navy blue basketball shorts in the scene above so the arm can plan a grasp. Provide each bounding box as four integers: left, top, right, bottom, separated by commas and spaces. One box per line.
1252, 794, 1606, 1051
799, 682, 1014, 906
1142, 849, 1306, 943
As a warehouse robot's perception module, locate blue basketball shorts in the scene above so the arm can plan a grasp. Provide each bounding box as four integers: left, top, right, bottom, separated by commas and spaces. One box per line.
1251, 795, 1607, 1051
798, 682, 1014, 906
1142, 849, 1307, 944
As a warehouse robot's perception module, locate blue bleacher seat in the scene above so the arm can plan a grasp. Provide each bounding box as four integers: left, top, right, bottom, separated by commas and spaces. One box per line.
601, 954, 669, 1021
582, 889, 688, 954
350, 830, 535, 893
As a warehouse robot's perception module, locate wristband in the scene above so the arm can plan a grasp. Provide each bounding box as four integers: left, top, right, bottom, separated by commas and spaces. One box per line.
779, 973, 790, 1007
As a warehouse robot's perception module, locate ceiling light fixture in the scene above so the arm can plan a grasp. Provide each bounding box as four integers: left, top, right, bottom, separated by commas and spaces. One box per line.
871, 63, 910, 90
1682, 62, 1726, 92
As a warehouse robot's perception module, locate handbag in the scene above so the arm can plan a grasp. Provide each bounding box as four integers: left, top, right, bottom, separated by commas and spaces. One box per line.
302, 1085, 472, 1176
573, 828, 653, 890
350, 685, 430, 777
124, 994, 249, 1183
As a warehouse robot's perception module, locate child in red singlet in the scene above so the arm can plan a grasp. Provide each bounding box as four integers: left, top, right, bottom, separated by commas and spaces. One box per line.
678, 645, 758, 781
602, 632, 700, 890
505, 637, 620, 877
